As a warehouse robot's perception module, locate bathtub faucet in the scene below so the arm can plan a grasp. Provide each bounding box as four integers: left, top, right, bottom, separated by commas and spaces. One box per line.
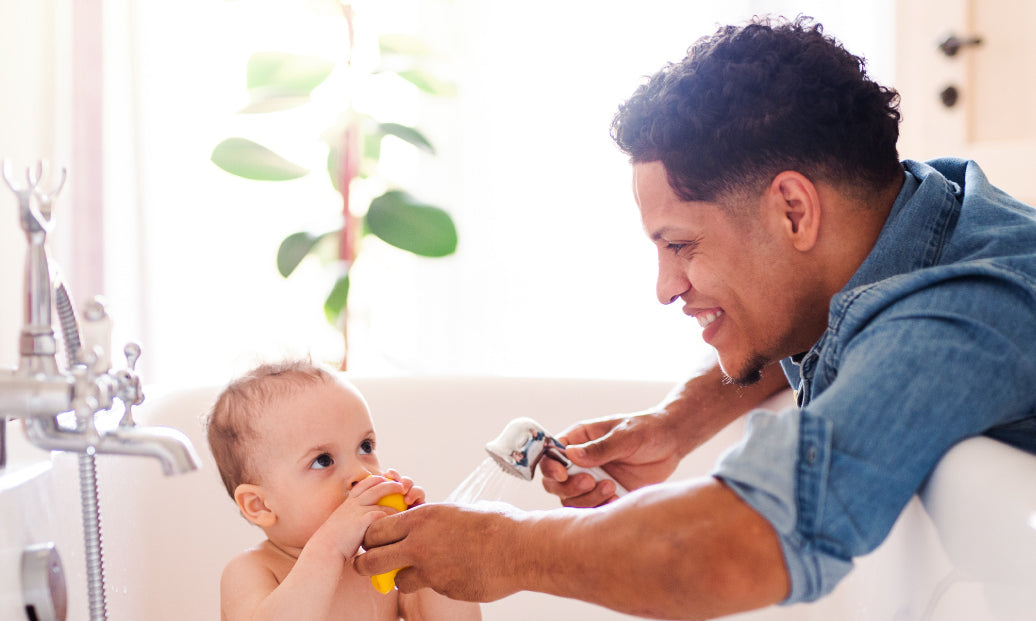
3, 159, 201, 621
0, 159, 201, 475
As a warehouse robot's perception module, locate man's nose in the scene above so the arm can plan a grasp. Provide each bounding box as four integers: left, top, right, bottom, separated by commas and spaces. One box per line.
656, 255, 690, 305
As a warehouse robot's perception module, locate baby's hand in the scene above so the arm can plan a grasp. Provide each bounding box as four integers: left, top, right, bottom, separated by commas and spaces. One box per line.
383, 468, 426, 508
313, 476, 405, 559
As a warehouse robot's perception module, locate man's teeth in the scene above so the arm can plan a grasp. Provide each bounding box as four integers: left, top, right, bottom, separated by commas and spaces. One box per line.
697, 310, 723, 328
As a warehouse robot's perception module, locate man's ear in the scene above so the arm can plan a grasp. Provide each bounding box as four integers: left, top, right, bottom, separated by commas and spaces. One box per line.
768, 171, 821, 251
234, 484, 276, 528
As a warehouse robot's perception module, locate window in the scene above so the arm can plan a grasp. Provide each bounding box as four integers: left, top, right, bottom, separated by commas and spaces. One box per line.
1, 0, 892, 386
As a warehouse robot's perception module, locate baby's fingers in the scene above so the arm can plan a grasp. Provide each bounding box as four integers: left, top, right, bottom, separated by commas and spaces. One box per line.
353, 476, 405, 505
403, 483, 425, 507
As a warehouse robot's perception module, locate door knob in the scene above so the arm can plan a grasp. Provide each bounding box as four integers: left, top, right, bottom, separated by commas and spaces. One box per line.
938, 34, 983, 57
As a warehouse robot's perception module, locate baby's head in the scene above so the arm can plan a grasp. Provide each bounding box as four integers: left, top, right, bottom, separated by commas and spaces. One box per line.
206, 359, 334, 500
205, 358, 384, 546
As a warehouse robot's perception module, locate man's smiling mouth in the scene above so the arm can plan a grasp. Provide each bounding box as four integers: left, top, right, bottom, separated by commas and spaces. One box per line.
694, 309, 724, 328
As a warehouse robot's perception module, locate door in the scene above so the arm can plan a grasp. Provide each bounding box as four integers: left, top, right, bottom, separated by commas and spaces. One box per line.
895, 0, 1036, 204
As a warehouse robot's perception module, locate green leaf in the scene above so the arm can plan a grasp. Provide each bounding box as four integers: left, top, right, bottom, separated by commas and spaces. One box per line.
277, 231, 320, 277
363, 132, 382, 162
324, 272, 351, 324
241, 52, 335, 112
366, 190, 457, 257
378, 122, 435, 154
211, 138, 310, 181
379, 34, 435, 58
326, 146, 342, 193
396, 69, 457, 97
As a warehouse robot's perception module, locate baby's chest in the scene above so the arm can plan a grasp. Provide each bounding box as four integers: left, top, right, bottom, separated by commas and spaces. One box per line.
328, 571, 400, 620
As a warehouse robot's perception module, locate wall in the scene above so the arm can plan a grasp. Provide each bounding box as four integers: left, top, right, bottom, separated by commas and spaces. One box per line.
0, 0, 63, 371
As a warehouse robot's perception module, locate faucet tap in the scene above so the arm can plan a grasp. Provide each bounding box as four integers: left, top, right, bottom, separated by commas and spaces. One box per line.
17, 299, 202, 476
3, 158, 202, 621
1, 158, 201, 474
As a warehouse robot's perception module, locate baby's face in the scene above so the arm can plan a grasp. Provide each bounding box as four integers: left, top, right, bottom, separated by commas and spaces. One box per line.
251, 379, 383, 548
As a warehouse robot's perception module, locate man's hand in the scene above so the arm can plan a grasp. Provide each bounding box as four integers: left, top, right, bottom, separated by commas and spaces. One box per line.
541, 410, 683, 507
541, 362, 790, 508
355, 501, 527, 602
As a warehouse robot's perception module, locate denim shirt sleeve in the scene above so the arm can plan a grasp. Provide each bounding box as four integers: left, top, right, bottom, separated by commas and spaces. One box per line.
712, 268, 1036, 605
712, 406, 852, 602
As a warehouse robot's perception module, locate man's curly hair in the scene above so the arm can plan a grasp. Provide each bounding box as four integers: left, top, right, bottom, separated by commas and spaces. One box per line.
611, 16, 902, 205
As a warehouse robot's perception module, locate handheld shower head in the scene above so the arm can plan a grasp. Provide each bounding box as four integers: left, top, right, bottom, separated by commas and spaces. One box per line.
485, 417, 627, 496
485, 417, 553, 481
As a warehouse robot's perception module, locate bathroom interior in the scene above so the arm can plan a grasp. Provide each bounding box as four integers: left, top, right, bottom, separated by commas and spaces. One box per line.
2, 0, 1035, 620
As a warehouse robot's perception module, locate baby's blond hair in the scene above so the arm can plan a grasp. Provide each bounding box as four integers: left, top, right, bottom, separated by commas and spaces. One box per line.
204, 358, 336, 499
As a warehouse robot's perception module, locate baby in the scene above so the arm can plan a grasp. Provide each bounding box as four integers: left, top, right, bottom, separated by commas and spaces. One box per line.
205, 359, 480, 620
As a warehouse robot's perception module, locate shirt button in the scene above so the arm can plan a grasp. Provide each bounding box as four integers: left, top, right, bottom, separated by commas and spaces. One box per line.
805, 446, 818, 464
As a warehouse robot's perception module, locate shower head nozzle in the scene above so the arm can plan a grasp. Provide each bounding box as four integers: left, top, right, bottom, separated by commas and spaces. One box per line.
484, 416, 553, 481
484, 416, 629, 497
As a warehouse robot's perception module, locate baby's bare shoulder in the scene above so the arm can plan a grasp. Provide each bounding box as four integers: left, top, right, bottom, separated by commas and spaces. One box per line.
219, 543, 285, 619
222, 541, 287, 588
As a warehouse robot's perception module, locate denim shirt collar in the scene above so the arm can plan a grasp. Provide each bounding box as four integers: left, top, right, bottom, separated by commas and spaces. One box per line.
842, 159, 964, 292
784, 159, 966, 392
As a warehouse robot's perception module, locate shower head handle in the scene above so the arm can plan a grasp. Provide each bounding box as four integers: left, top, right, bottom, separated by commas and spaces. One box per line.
485, 416, 627, 496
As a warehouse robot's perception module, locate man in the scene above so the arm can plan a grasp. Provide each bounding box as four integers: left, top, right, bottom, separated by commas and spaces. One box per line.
356, 16, 1036, 618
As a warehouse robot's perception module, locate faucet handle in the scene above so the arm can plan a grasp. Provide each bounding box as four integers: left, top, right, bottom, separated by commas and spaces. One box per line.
124, 342, 141, 371
117, 342, 144, 428
29, 161, 67, 222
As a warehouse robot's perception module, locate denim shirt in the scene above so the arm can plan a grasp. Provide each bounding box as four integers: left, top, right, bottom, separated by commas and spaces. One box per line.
712, 159, 1036, 604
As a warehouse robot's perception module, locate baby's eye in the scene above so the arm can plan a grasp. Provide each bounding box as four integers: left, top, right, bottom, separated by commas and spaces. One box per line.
359, 439, 375, 455
310, 453, 334, 470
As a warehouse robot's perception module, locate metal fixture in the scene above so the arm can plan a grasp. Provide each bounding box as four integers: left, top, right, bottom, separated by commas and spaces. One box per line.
938, 34, 983, 57
2, 159, 202, 621
486, 416, 627, 495
940, 85, 960, 108
21, 543, 67, 621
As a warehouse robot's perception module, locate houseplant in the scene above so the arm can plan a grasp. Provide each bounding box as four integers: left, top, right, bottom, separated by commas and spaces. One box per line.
210, 3, 457, 369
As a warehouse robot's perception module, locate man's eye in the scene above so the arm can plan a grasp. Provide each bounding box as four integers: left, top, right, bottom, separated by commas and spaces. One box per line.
666, 240, 700, 259
310, 453, 334, 470
359, 439, 375, 455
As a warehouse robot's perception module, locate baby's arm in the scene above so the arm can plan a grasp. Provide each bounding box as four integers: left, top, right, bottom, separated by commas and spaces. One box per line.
220, 477, 403, 621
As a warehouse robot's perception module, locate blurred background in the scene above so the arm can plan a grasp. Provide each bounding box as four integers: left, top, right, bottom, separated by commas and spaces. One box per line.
1, 0, 894, 387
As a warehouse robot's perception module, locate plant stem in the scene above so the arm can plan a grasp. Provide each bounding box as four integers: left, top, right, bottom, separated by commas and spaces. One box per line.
338, 2, 358, 370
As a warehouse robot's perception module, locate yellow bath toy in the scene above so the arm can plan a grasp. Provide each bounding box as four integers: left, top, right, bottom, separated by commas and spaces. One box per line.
370, 491, 408, 594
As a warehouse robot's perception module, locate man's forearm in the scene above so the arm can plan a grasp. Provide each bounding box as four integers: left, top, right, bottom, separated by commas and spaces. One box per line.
517, 477, 790, 619
663, 361, 789, 458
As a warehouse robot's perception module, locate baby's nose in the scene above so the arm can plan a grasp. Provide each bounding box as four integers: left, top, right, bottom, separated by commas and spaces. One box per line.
350, 471, 378, 489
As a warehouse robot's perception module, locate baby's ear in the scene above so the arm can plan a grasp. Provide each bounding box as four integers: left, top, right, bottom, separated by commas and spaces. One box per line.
234, 484, 276, 528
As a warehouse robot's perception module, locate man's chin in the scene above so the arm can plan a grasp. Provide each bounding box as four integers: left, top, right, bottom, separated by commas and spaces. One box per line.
717, 353, 767, 387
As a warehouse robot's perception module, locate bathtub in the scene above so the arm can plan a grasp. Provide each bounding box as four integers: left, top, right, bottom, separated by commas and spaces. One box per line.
2, 375, 1035, 620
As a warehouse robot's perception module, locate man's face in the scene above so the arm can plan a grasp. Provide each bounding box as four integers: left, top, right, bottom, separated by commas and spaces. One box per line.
633, 161, 804, 384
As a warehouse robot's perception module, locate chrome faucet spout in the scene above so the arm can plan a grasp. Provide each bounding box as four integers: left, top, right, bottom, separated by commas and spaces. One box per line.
23, 417, 201, 476
104, 426, 202, 476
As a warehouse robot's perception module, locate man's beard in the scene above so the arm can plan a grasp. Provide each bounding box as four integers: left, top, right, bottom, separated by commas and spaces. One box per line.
720, 353, 768, 387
